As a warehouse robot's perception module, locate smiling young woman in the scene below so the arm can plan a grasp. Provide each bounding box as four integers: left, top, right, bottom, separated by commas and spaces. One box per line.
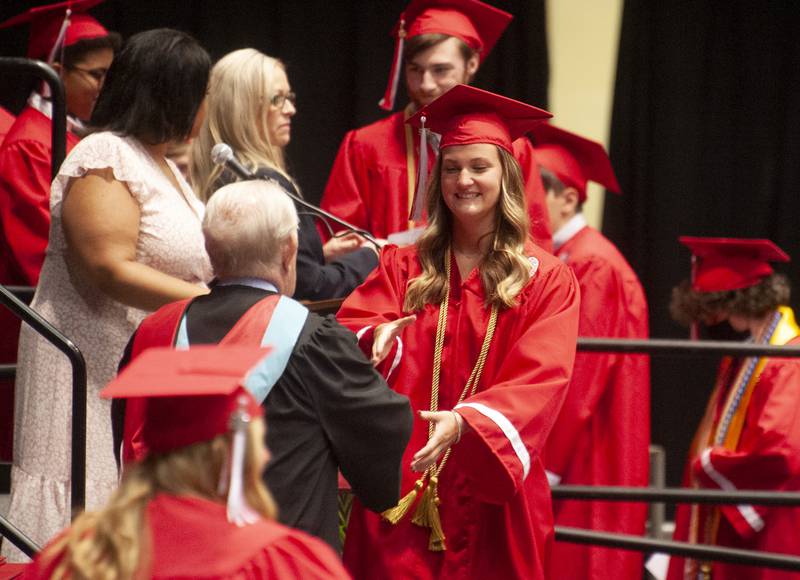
336, 84, 581, 580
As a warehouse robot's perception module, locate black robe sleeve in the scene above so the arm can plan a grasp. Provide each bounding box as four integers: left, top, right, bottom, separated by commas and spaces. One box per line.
294, 212, 378, 301
288, 314, 413, 512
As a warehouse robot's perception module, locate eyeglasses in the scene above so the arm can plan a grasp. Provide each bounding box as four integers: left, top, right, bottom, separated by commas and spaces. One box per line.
270, 91, 296, 108
69, 65, 108, 83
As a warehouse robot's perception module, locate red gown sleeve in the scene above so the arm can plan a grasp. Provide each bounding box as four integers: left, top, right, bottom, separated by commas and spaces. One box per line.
0, 139, 53, 285
319, 130, 370, 241
690, 355, 800, 539
336, 245, 407, 373
512, 137, 553, 252
455, 261, 581, 503
544, 258, 623, 480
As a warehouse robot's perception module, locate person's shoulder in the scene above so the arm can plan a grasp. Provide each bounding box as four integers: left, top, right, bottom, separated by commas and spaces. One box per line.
564, 227, 641, 282
347, 111, 405, 144
0, 107, 50, 150
525, 240, 567, 278
256, 525, 350, 579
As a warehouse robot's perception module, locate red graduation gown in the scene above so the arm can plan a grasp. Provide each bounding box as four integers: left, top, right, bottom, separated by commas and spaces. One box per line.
23, 494, 351, 579
320, 111, 553, 250
667, 328, 800, 580
0, 106, 15, 144
0, 106, 79, 461
545, 225, 650, 579
336, 243, 580, 579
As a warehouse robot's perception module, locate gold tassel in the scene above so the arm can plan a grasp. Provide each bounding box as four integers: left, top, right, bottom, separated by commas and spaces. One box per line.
381, 477, 424, 524
426, 476, 446, 551
411, 478, 435, 528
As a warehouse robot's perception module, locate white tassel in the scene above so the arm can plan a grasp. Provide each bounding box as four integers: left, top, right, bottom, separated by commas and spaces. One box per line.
379, 18, 406, 111
225, 396, 260, 526
410, 115, 428, 222
42, 8, 72, 99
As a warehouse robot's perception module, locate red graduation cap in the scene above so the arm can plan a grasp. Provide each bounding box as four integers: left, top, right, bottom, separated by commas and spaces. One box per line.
0, 0, 108, 62
530, 123, 621, 202
405, 84, 551, 219
679, 237, 790, 293
379, 0, 512, 111
101, 346, 269, 455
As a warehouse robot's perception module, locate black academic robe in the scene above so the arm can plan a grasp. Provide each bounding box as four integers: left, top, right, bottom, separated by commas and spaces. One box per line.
114, 284, 413, 549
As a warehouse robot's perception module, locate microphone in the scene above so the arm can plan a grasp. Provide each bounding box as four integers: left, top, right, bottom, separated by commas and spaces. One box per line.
211, 143, 378, 246
211, 143, 254, 180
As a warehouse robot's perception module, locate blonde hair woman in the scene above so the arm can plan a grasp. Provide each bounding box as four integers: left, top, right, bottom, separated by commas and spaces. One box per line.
25, 347, 350, 580
192, 48, 379, 301
336, 85, 580, 580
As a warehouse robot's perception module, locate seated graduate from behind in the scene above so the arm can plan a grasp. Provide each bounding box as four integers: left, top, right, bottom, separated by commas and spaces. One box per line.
113, 180, 413, 550
27, 346, 351, 579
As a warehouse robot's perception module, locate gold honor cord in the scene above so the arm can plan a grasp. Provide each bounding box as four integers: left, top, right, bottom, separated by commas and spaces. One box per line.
382, 248, 499, 551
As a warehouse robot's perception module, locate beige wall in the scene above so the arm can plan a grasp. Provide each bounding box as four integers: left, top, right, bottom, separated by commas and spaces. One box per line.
545, 0, 624, 229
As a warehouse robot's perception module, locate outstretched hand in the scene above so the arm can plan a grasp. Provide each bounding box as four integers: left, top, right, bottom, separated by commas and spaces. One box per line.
410, 410, 464, 473
371, 315, 416, 366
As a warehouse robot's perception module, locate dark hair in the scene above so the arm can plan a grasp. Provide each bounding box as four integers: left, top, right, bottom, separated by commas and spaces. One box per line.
60, 33, 122, 68
669, 273, 791, 327
404, 33, 476, 63
540, 166, 584, 212
90, 29, 210, 144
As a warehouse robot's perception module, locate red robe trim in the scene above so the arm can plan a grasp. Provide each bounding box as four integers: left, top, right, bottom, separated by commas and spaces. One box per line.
545, 225, 651, 580
121, 295, 282, 464
336, 243, 580, 580
320, 111, 552, 250
667, 314, 800, 580
23, 494, 351, 579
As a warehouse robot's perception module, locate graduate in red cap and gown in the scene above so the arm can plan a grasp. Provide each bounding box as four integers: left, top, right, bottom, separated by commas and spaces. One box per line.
320, 0, 552, 249
0, 0, 119, 463
665, 237, 800, 580
23, 346, 351, 580
531, 123, 650, 580
336, 84, 580, 580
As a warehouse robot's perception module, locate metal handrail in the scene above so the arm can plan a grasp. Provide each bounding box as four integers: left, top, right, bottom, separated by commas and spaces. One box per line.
0, 515, 40, 559
552, 485, 800, 506
578, 336, 800, 357
0, 58, 66, 180
556, 526, 800, 572
0, 285, 86, 513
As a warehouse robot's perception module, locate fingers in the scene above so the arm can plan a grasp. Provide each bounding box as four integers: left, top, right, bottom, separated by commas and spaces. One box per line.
394, 314, 417, 329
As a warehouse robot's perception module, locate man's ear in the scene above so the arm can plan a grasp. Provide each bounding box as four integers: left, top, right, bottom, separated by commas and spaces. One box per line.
51, 62, 64, 77
281, 234, 298, 272
465, 53, 479, 82
562, 187, 581, 213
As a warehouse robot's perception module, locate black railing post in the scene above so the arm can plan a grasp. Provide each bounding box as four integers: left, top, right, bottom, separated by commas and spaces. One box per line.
0, 514, 41, 559
0, 286, 86, 514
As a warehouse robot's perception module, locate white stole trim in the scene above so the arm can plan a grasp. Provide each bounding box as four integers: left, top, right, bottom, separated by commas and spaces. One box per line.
455, 401, 531, 479
700, 447, 765, 532
546, 470, 562, 487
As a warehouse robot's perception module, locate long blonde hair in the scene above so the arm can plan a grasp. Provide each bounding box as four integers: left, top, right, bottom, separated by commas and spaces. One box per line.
191, 48, 292, 201
42, 421, 276, 580
404, 146, 532, 311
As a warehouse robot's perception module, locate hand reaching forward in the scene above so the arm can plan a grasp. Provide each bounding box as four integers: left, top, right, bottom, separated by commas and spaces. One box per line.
371, 315, 416, 366
410, 410, 465, 473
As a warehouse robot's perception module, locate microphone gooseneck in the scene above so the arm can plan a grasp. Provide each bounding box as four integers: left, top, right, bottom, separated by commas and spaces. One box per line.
210, 143, 378, 247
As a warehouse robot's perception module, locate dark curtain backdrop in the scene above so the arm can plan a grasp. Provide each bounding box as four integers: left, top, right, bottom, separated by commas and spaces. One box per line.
605, 0, 800, 488
0, 0, 548, 205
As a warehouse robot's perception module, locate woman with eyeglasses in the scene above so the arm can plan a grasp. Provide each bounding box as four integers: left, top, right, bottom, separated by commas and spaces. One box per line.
2, 28, 213, 562
192, 48, 380, 301
0, 1, 120, 288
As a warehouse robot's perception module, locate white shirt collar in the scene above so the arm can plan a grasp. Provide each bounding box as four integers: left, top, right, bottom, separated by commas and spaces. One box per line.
552, 213, 588, 252
216, 277, 279, 293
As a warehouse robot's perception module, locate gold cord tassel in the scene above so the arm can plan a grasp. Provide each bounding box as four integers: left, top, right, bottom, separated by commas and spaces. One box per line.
426, 476, 446, 551
411, 476, 434, 528
382, 477, 424, 524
